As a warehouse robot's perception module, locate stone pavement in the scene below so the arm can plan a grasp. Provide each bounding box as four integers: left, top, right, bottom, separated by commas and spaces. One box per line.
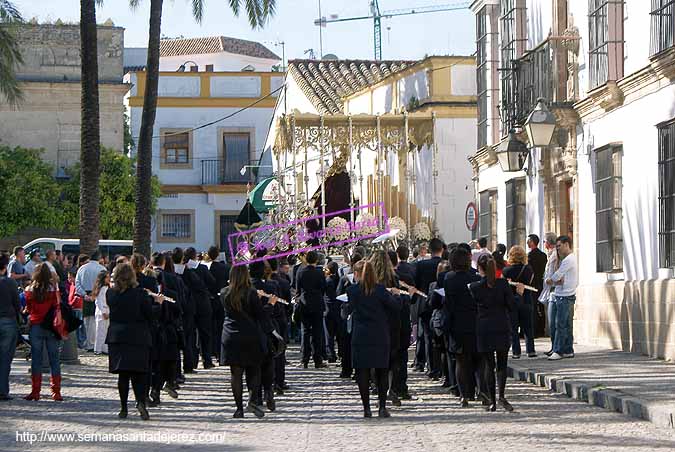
509, 338, 675, 429
2, 346, 675, 452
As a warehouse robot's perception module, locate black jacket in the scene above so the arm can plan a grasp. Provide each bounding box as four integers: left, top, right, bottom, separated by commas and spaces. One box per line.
502, 264, 535, 304
527, 248, 548, 293
415, 256, 442, 318
297, 265, 327, 313
0, 275, 20, 321
181, 267, 212, 314
397, 261, 416, 283
206, 261, 230, 298
105, 287, 153, 346
443, 270, 481, 335
469, 278, 515, 339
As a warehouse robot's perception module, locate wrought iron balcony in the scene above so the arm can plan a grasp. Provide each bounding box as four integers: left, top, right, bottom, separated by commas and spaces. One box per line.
500, 38, 562, 134
201, 159, 251, 185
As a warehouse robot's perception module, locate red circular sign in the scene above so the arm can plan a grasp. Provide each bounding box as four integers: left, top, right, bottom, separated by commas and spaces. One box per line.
465, 202, 478, 231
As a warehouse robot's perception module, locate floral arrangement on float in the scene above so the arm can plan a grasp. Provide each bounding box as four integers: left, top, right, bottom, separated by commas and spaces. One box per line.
387, 216, 407, 240
354, 212, 379, 236
412, 222, 432, 242
326, 216, 350, 242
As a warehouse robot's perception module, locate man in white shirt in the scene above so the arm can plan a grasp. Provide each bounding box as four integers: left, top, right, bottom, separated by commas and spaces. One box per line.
471, 237, 491, 269
539, 232, 558, 356
75, 251, 106, 351
545, 235, 578, 361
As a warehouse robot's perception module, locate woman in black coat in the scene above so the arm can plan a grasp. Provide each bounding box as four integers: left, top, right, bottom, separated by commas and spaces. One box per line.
469, 254, 516, 412
502, 245, 536, 358
443, 248, 481, 407
220, 264, 276, 419
106, 263, 165, 421
343, 260, 401, 418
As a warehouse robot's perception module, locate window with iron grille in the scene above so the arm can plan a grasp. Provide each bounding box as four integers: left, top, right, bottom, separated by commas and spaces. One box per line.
499, 0, 526, 136
223, 133, 251, 182
595, 145, 623, 272
479, 190, 498, 251
477, 8, 489, 149
162, 131, 190, 165
658, 120, 675, 268
505, 178, 526, 249
589, 1, 625, 89
651, 0, 675, 56
160, 213, 192, 239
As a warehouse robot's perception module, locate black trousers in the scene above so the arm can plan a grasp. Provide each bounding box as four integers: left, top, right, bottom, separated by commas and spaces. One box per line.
182, 315, 196, 372
414, 319, 426, 369
211, 299, 224, 361
195, 307, 213, 367
325, 303, 342, 360
151, 359, 177, 397
341, 329, 352, 376
392, 327, 411, 394
274, 320, 287, 388
511, 302, 535, 356
301, 311, 324, 365
420, 316, 434, 372
455, 352, 480, 399
255, 354, 275, 405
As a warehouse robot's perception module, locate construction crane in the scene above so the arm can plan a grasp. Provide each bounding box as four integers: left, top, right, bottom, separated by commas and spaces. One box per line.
314, 1, 471, 60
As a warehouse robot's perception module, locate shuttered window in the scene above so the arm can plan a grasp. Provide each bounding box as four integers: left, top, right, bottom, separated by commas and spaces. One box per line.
595, 145, 623, 272
479, 189, 498, 251
658, 120, 675, 267
505, 178, 526, 249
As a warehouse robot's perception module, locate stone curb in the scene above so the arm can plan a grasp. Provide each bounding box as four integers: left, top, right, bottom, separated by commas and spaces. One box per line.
507, 362, 675, 430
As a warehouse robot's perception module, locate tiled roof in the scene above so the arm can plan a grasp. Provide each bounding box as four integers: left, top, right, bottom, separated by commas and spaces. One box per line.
159, 36, 280, 60
288, 59, 417, 114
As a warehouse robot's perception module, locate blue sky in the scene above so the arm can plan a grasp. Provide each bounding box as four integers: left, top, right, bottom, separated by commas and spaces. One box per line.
21, 0, 475, 62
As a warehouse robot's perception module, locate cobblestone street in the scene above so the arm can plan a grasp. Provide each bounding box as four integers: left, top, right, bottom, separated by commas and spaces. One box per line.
2, 347, 675, 451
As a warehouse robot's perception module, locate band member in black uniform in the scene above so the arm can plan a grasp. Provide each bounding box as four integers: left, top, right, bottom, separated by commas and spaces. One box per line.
268, 257, 291, 394
336, 253, 361, 379
323, 261, 341, 363
204, 246, 230, 363
221, 265, 275, 419
344, 260, 401, 418
389, 250, 414, 400
158, 252, 188, 386
444, 247, 481, 407
249, 260, 279, 411
414, 238, 444, 376
171, 248, 197, 376
469, 254, 516, 412
296, 251, 327, 369
182, 247, 215, 370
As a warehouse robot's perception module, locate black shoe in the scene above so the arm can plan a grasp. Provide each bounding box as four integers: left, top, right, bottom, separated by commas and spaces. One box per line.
440, 379, 451, 388
364, 407, 372, 418
233, 408, 244, 418
477, 392, 490, 406
400, 391, 412, 400
486, 403, 497, 412
512, 354, 521, 359
165, 387, 179, 399
274, 386, 284, 396
449, 387, 460, 397
118, 406, 128, 419
378, 407, 391, 418
136, 402, 150, 421
265, 393, 276, 412
203, 362, 215, 370
315, 361, 328, 369
388, 392, 401, 407
460, 398, 469, 408
413, 366, 424, 372
246, 403, 265, 418
499, 398, 514, 412
175, 375, 186, 384
328, 357, 337, 363
302, 362, 308, 369
527, 353, 537, 358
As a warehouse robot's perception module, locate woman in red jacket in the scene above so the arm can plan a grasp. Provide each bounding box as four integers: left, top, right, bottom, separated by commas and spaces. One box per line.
23, 263, 63, 401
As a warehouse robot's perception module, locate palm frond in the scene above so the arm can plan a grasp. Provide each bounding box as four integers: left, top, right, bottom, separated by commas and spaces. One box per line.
0, 25, 23, 107
228, 0, 240, 17
191, 0, 204, 23
128, 0, 141, 11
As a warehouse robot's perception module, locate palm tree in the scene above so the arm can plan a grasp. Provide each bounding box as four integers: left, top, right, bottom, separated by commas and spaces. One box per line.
0, 0, 24, 107
131, 0, 277, 257
78, 0, 102, 257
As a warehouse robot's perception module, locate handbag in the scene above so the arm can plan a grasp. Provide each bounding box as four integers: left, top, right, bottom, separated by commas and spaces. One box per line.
60, 300, 83, 333
269, 330, 287, 358
42, 303, 68, 340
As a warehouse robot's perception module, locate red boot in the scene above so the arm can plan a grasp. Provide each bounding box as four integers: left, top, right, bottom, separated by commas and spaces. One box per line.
50, 375, 63, 401
24, 374, 42, 401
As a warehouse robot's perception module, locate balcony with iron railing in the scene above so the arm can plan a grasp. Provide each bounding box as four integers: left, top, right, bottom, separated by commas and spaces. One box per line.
500, 38, 571, 136
201, 159, 252, 185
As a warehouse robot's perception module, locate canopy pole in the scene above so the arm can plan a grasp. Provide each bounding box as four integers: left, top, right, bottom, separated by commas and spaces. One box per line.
291, 114, 298, 221
376, 115, 383, 229
432, 111, 439, 237
404, 112, 411, 244
348, 115, 355, 235
320, 115, 326, 231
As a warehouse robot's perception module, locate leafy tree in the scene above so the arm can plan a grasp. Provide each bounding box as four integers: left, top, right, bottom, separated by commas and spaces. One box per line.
0, 0, 24, 106
0, 147, 63, 237
61, 148, 161, 240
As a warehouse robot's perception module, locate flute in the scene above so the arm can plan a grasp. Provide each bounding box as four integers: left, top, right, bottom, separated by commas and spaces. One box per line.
508, 281, 538, 293
144, 289, 176, 303
398, 281, 428, 298
257, 290, 289, 305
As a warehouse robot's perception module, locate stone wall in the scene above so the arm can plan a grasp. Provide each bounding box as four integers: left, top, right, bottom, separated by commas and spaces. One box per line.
575, 280, 675, 362
12, 23, 124, 83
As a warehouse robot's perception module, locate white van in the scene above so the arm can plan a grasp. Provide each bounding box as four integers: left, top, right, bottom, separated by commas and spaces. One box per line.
23, 238, 134, 259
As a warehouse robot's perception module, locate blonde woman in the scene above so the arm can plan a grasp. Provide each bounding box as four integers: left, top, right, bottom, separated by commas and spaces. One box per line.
502, 245, 536, 358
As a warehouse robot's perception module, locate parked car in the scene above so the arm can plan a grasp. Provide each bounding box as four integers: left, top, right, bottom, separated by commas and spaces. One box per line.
23, 238, 133, 260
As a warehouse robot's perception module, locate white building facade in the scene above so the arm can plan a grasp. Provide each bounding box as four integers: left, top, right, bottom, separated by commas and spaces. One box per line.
470, 0, 675, 360
125, 36, 282, 254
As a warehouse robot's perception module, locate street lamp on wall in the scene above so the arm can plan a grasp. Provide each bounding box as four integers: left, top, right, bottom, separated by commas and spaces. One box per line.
525, 98, 557, 147
496, 131, 529, 172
